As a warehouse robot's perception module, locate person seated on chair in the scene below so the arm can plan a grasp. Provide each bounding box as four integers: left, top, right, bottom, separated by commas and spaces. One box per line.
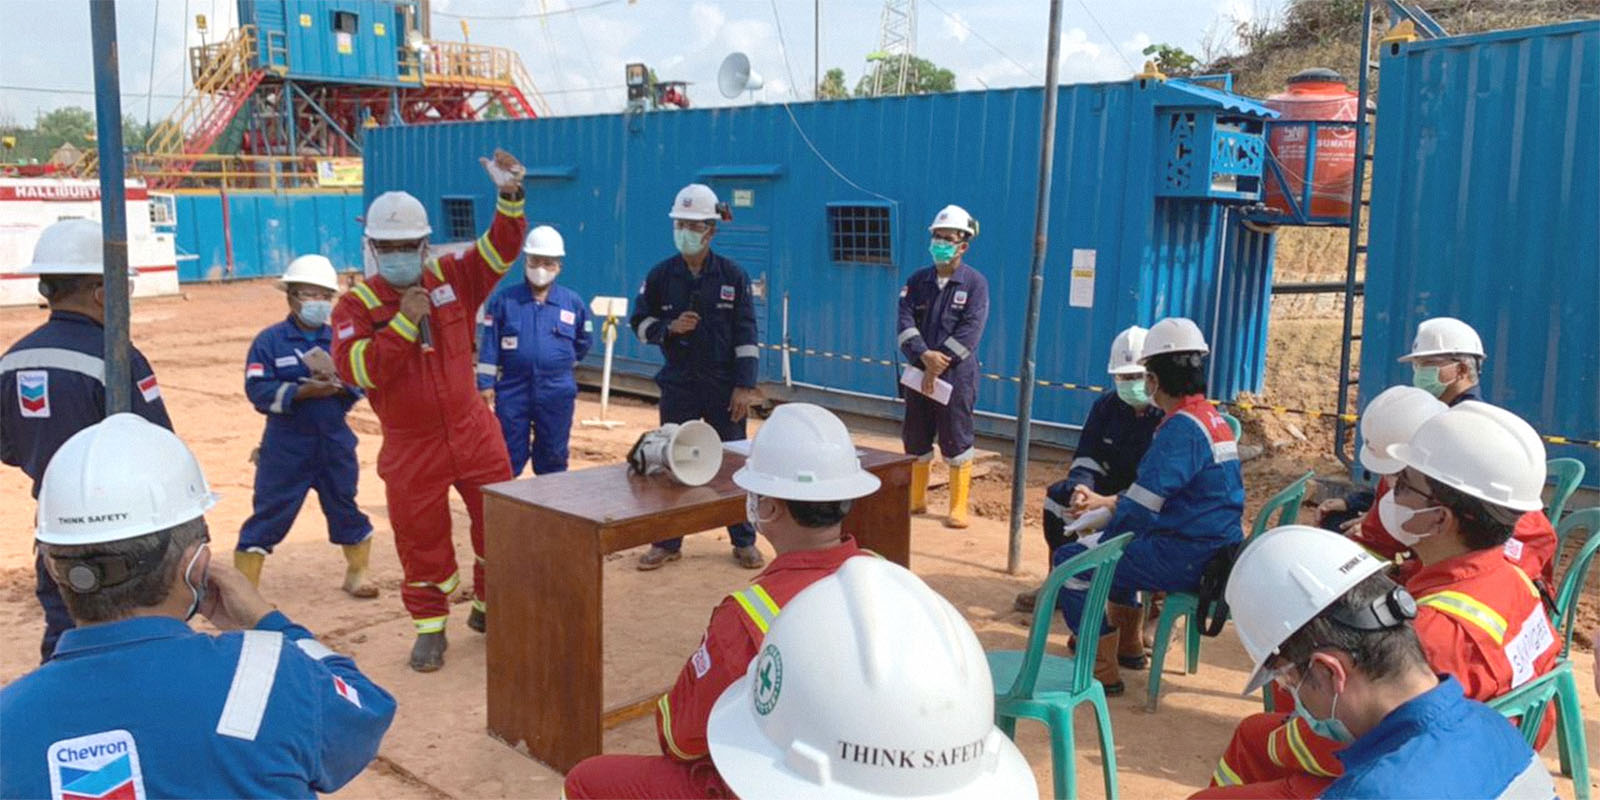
1200, 402, 1561, 799
1212, 524, 1555, 800
1016, 325, 1163, 614
1054, 317, 1244, 697
562, 403, 882, 799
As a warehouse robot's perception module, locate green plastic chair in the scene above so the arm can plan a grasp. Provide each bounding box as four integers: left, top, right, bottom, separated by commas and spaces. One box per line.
1147, 471, 1316, 712
1545, 458, 1586, 529
1487, 659, 1591, 799
1221, 411, 1243, 440
1551, 509, 1600, 657
988, 533, 1132, 800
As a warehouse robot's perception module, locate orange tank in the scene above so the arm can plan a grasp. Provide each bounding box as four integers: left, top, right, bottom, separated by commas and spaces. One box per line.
1263, 68, 1359, 220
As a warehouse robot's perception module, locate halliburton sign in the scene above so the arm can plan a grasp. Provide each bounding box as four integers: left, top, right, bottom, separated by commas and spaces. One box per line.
0, 183, 150, 202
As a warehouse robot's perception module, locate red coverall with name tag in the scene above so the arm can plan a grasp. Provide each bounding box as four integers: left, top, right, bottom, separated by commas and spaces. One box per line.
1349, 479, 1558, 586
331, 194, 525, 633
1198, 546, 1560, 799
563, 538, 868, 799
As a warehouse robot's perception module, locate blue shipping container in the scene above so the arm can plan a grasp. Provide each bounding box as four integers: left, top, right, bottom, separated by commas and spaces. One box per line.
1364, 21, 1600, 478
173, 191, 365, 281
239, 0, 409, 86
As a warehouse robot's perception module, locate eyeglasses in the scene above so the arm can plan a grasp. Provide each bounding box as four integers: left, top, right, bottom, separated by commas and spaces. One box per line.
289, 288, 335, 301
674, 220, 714, 234
1392, 471, 1437, 506
931, 231, 965, 244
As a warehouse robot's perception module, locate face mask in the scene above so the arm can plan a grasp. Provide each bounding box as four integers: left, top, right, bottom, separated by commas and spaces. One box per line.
1378, 491, 1440, 546
746, 493, 779, 533
1411, 364, 1448, 398
297, 299, 333, 327
527, 266, 556, 288
929, 240, 959, 264
674, 228, 707, 257
181, 545, 208, 622
1115, 378, 1149, 407
1289, 667, 1355, 743
375, 250, 423, 286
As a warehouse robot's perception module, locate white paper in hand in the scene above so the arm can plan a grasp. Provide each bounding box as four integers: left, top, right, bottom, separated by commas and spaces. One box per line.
1063, 506, 1112, 535
899, 366, 953, 405
298, 346, 336, 376
481, 155, 525, 187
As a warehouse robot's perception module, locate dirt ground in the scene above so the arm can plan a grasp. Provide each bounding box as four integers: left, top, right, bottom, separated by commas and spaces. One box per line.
1, 281, 1595, 800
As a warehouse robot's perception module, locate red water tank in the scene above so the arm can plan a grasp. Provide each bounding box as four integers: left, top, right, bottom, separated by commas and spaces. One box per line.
1263, 68, 1359, 220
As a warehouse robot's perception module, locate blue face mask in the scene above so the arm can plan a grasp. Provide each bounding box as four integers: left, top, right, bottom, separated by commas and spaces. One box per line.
297, 299, 333, 327
1288, 667, 1355, 743
375, 250, 423, 287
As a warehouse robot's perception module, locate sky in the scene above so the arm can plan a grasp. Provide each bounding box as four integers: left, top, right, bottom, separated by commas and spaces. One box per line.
0, 0, 1290, 125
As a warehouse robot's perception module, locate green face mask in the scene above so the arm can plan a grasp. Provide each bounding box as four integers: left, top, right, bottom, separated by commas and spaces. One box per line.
929, 240, 959, 265
1412, 364, 1448, 398
1115, 377, 1149, 407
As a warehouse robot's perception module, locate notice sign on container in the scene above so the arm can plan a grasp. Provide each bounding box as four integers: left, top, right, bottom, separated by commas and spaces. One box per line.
316, 159, 363, 187
1069, 248, 1095, 308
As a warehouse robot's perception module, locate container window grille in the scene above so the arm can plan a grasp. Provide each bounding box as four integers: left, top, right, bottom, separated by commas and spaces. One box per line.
442, 197, 476, 241
827, 204, 893, 265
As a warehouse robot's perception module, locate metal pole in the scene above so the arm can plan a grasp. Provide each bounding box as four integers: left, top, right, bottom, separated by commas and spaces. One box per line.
91, 0, 133, 415
1005, 0, 1065, 575
813, 0, 820, 99
1332, 0, 1375, 468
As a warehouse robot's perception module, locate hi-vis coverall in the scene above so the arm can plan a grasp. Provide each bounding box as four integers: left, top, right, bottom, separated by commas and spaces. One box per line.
331, 193, 525, 633
1201, 547, 1560, 798
563, 539, 868, 798
1349, 479, 1558, 586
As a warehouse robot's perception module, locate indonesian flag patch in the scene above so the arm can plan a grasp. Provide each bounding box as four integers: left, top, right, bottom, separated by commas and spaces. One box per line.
136, 375, 160, 402
333, 675, 362, 707
245, 362, 265, 379
336, 323, 356, 341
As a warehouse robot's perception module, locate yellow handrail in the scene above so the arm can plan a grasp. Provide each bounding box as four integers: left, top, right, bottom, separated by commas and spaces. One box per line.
146, 25, 258, 159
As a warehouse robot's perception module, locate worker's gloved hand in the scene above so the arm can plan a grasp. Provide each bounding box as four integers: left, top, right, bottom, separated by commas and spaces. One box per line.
481, 148, 526, 194
201, 564, 277, 631
399, 286, 432, 326
729, 386, 764, 423
667, 310, 700, 336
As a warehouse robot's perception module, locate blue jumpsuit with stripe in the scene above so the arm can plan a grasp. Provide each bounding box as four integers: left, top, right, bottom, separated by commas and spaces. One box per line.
896, 263, 989, 463
1054, 395, 1244, 634
0, 611, 395, 799
238, 315, 372, 553
0, 310, 171, 662
628, 251, 760, 552
476, 282, 592, 477
1042, 390, 1163, 553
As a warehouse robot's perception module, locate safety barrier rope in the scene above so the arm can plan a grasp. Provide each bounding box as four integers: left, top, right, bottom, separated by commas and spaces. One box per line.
754, 342, 1600, 449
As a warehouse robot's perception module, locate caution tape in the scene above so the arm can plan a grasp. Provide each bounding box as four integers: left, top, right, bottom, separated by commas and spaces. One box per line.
756, 342, 1600, 450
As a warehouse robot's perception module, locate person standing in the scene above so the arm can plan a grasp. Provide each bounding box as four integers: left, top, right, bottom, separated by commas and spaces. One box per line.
628, 183, 764, 571
0, 218, 172, 662
897, 204, 989, 528
331, 149, 526, 672
476, 225, 592, 476
235, 254, 375, 598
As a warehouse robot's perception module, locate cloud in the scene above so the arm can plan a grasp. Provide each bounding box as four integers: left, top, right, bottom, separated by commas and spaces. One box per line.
940, 11, 972, 45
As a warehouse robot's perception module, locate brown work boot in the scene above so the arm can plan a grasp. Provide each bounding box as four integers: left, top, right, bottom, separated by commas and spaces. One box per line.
733, 545, 766, 569
637, 546, 682, 571
409, 632, 448, 673
1092, 631, 1124, 696
1014, 588, 1039, 613
1108, 603, 1149, 670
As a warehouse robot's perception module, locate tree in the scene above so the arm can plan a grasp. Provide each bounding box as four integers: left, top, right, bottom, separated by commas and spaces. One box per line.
817, 68, 849, 100
1142, 43, 1200, 77
853, 55, 956, 97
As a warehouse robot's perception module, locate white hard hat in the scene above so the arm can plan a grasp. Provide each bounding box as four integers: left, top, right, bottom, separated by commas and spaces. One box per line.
733, 403, 882, 502
1107, 325, 1149, 376
668, 183, 720, 221
1138, 317, 1209, 362
21, 218, 104, 276
1397, 317, 1485, 362
1387, 401, 1546, 512
279, 254, 340, 292
35, 414, 219, 546
522, 225, 566, 258
927, 204, 978, 238
707, 558, 1038, 800
1227, 525, 1389, 695
364, 191, 432, 240
1357, 386, 1447, 474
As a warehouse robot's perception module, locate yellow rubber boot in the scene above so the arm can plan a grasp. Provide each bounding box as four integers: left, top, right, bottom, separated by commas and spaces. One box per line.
233, 550, 266, 587
341, 540, 379, 599
945, 461, 973, 529
910, 459, 932, 513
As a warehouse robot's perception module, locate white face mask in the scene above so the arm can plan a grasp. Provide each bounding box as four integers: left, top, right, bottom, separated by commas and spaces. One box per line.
1378, 491, 1440, 546
527, 266, 556, 288
746, 493, 778, 533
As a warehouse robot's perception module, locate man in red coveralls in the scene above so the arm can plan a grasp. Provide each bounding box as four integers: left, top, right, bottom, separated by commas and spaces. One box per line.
563, 403, 884, 798
1199, 401, 1561, 798
332, 149, 526, 672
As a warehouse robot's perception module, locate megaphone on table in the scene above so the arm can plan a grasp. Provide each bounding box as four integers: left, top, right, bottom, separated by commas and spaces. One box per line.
717, 52, 765, 99
626, 420, 724, 486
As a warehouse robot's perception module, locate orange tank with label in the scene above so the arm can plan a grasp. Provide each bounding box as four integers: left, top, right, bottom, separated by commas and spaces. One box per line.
1263, 68, 1359, 219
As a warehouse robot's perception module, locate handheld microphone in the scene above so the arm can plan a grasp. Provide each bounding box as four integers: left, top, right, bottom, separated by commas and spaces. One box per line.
419, 317, 435, 353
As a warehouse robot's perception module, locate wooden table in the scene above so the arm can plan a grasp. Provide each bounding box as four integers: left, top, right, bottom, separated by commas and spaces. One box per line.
482, 446, 913, 772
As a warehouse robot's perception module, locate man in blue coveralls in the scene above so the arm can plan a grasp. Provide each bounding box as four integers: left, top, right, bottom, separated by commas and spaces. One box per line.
1054, 317, 1244, 696
477, 225, 592, 476
235, 254, 376, 598
629, 183, 765, 571
898, 204, 989, 529
0, 414, 395, 800
1015, 325, 1163, 613
0, 219, 172, 663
